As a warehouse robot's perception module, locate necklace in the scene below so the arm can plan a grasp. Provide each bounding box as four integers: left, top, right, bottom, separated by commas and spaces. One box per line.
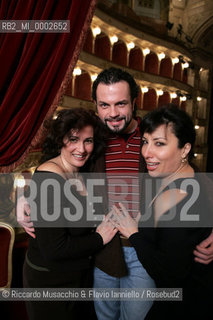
59, 155, 87, 195
59, 155, 79, 179
148, 162, 187, 209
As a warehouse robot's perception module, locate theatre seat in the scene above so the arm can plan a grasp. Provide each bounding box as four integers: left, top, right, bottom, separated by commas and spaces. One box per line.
0, 222, 15, 288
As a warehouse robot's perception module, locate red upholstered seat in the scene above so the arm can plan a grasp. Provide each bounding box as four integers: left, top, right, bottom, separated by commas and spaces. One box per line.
0, 222, 15, 288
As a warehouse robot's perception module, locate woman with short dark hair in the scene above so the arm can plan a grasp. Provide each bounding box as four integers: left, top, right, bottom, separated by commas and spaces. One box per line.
110, 105, 213, 319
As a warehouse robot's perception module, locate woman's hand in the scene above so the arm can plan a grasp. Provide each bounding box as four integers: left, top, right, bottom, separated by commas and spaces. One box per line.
96, 214, 118, 245
109, 203, 140, 238
193, 232, 213, 264
16, 196, 36, 238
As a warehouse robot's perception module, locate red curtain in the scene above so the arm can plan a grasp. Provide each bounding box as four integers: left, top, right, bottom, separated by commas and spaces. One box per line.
0, 0, 96, 172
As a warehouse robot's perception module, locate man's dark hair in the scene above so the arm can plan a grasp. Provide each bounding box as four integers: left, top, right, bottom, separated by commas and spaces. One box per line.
92, 67, 140, 106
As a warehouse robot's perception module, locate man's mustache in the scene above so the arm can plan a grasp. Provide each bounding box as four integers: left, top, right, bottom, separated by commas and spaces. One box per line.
105, 116, 125, 122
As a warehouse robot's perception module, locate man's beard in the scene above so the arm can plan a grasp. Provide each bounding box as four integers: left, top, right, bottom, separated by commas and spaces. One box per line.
105, 116, 132, 134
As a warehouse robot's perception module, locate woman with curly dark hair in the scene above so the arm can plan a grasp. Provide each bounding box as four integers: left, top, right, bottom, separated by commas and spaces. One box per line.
23, 108, 117, 320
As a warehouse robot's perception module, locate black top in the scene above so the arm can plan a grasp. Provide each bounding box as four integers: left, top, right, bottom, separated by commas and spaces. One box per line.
130, 177, 213, 286
27, 170, 104, 272
129, 176, 213, 317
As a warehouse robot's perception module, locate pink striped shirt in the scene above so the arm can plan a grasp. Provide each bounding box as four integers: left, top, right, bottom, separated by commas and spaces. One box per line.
105, 123, 141, 217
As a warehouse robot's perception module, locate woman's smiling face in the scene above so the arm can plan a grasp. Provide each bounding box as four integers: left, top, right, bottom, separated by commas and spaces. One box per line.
60, 125, 94, 171
141, 124, 190, 178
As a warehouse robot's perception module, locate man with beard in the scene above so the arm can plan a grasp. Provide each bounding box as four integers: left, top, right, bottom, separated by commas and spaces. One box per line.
91, 68, 155, 320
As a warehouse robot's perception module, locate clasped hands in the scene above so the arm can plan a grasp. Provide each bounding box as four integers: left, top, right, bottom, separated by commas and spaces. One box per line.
106, 202, 140, 239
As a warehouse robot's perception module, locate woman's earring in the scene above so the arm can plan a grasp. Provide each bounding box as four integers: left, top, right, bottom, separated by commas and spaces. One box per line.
181, 157, 187, 163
